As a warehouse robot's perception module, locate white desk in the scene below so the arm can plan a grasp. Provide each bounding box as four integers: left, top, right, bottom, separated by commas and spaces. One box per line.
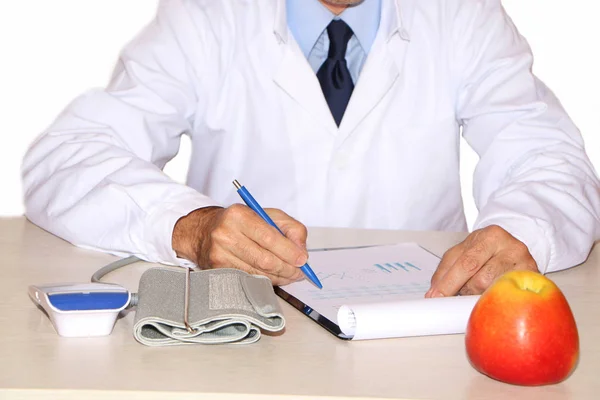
1, 217, 599, 399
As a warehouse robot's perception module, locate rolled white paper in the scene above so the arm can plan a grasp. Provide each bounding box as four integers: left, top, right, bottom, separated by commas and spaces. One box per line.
338, 295, 481, 340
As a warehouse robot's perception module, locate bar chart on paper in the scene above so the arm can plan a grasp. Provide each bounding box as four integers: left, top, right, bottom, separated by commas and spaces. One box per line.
280, 243, 441, 324
373, 262, 421, 273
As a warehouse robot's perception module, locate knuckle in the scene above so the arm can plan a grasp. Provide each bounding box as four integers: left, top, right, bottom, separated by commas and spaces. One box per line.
260, 231, 276, 248
207, 249, 224, 267
236, 263, 255, 276
260, 254, 276, 269
459, 284, 478, 296
459, 255, 481, 273
470, 239, 488, 256
254, 252, 278, 271
435, 246, 462, 273
467, 229, 484, 244
513, 240, 531, 256
226, 203, 247, 219
504, 242, 534, 266
458, 286, 470, 296
484, 225, 505, 238
265, 208, 283, 218
210, 227, 230, 245
448, 244, 463, 256
439, 246, 460, 266
472, 272, 494, 293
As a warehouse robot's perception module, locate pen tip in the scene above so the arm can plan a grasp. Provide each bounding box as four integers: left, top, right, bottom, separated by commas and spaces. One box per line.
233, 179, 242, 189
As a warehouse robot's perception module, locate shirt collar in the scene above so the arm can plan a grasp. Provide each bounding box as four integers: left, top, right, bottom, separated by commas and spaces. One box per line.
286, 0, 382, 58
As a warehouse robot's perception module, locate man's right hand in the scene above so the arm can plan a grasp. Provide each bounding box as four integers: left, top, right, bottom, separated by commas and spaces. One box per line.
171, 205, 309, 285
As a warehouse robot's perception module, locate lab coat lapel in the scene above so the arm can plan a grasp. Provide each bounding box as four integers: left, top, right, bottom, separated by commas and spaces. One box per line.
273, 42, 339, 134
272, 0, 338, 134
337, 0, 417, 140
337, 38, 401, 137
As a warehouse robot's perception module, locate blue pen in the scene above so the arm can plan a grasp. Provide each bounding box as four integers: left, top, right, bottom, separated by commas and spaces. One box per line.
233, 180, 323, 289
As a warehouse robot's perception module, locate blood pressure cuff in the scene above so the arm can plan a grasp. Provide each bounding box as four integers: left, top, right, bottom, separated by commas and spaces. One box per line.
133, 267, 285, 346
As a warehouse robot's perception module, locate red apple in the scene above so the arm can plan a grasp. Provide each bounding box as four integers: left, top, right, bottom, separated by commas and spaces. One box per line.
465, 270, 579, 386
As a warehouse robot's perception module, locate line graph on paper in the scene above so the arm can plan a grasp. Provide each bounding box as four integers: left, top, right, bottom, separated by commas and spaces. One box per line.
280, 243, 442, 324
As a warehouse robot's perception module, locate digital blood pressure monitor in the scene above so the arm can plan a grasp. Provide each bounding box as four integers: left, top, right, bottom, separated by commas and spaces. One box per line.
28, 283, 131, 337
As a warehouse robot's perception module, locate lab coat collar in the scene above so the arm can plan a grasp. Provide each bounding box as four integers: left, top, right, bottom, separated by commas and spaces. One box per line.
274, 0, 407, 44
285, 0, 381, 58
273, 0, 414, 135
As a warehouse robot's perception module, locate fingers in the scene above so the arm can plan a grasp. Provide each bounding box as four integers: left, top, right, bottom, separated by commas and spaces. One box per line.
230, 235, 304, 281
458, 253, 538, 295
426, 225, 539, 297
239, 208, 308, 267
426, 243, 464, 297
457, 258, 509, 295
427, 230, 496, 297
202, 204, 307, 284
265, 208, 309, 253
209, 243, 302, 286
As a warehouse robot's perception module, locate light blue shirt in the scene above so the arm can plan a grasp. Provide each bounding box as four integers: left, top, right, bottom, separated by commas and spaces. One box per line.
286, 0, 381, 84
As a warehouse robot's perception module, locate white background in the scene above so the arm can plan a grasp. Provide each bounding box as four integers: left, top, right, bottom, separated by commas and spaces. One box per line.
1, 0, 599, 230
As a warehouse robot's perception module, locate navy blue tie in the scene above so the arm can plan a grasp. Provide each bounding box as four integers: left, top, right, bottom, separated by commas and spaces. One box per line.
317, 20, 355, 127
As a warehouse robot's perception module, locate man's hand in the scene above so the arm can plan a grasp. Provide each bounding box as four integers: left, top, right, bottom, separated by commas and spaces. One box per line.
425, 225, 538, 297
172, 205, 308, 285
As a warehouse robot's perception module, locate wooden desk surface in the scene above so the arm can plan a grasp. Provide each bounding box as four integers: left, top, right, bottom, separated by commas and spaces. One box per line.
1, 217, 599, 400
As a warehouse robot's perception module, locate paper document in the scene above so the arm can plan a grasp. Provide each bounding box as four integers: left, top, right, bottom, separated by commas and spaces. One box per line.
281, 243, 479, 340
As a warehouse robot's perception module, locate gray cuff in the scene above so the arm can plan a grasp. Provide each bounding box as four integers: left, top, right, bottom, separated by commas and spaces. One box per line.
133, 267, 285, 346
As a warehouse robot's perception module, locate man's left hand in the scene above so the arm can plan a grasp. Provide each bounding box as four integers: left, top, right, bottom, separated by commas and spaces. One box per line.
425, 225, 539, 297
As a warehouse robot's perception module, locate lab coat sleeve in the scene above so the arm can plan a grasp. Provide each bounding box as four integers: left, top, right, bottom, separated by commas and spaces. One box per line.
452, 0, 600, 273
22, 0, 216, 266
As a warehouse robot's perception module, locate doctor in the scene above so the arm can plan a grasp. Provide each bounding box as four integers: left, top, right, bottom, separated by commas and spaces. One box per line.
22, 0, 600, 296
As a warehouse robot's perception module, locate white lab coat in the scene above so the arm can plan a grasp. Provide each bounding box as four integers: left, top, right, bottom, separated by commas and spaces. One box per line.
22, 0, 600, 273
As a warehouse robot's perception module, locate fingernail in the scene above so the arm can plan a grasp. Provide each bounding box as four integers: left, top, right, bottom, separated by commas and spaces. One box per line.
432, 290, 445, 298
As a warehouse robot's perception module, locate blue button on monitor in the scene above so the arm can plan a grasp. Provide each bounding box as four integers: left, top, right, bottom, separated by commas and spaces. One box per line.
48, 292, 129, 311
